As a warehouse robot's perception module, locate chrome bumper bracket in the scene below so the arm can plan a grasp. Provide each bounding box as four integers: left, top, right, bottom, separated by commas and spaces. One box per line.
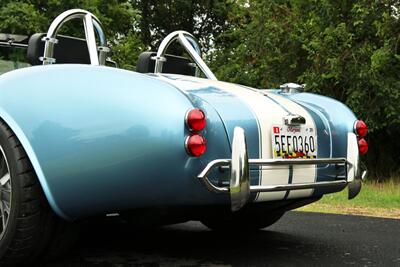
197, 127, 365, 212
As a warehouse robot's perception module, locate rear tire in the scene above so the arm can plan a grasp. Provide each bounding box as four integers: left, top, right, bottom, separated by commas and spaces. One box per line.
0, 120, 78, 266
201, 209, 284, 232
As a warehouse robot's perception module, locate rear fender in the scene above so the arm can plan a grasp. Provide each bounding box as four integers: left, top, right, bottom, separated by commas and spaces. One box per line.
0, 65, 231, 220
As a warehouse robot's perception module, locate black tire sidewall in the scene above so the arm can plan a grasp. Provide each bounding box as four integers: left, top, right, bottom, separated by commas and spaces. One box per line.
0, 124, 24, 258
0, 121, 75, 265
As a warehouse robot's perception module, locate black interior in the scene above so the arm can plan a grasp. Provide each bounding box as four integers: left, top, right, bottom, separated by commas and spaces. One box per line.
136, 51, 196, 76
26, 33, 197, 76
27, 33, 90, 66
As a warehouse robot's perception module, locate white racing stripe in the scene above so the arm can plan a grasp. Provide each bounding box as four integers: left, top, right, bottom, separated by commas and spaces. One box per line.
159, 75, 317, 201
205, 81, 290, 201
265, 93, 317, 199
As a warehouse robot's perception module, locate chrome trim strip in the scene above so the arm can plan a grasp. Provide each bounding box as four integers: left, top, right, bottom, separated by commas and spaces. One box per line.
0, 42, 28, 48
250, 180, 347, 193
198, 159, 349, 194
42, 9, 108, 66
361, 170, 367, 180
154, 30, 217, 80
198, 157, 349, 180
197, 158, 350, 193
353, 120, 359, 136
198, 159, 230, 193
249, 158, 348, 165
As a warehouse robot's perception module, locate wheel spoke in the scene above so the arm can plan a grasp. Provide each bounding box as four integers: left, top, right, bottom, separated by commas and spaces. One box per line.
0, 173, 10, 186
0, 201, 5, 231
0, 147, 11, 238
2, 200, 10, 215
2, 214, 5, 232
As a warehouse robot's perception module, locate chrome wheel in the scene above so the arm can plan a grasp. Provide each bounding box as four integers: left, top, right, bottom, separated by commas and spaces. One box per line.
0, 146, 11, 239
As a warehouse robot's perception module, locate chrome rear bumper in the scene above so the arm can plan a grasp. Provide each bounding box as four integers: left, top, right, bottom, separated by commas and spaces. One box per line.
197, 127, 367, 211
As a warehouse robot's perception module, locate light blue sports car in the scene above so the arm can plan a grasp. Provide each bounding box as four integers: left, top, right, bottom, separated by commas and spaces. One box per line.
0, 9, 368, 265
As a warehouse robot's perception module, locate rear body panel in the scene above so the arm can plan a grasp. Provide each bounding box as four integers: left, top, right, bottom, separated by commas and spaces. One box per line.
158, 75, 357, 200
0, 67, 357, 220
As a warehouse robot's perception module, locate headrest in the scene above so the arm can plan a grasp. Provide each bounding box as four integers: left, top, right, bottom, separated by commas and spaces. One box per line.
137, 52, 196, 76
27, 33, 90, 65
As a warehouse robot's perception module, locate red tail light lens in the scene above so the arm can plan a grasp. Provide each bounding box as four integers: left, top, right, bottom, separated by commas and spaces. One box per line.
358, 138, 368, 155
355, 120, 368, 138
186, 134, 206, 157
186, 109, 206, 132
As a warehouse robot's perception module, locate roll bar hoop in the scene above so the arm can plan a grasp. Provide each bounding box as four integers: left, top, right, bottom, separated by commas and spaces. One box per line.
41, 9, 109, 66
154, 31, 217, 80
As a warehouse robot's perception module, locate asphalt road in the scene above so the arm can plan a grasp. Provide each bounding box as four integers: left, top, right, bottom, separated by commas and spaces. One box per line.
36, 211, 400, 267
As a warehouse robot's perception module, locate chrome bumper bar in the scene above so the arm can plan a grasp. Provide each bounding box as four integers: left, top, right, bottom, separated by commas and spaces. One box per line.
197, 127, 366, 212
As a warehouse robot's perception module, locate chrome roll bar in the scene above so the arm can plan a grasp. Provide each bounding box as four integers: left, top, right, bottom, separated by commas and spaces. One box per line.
198, 127, 366, 212
154, 30, 217, 80
41, 9, 109, 66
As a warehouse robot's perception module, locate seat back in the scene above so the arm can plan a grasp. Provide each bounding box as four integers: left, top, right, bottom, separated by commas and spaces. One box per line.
136, 52, 196, 76
27, 33, 90, 65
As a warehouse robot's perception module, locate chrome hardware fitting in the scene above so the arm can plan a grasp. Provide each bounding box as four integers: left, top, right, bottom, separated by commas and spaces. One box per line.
39, 57, 56, 64
284, 114, 306, 125
41, 36, 58, 44
150, 56, 167, 62
98, 46, 111, 53
280, 83, 305, 94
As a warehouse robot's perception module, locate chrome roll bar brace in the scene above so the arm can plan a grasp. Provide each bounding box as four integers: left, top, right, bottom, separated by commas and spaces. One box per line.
154, 30, 217, 80
41, 9, 109, 66
198, 127, 366, 212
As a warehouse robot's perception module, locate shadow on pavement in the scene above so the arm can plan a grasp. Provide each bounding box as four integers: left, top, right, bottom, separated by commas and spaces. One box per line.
34, 211, 400, 267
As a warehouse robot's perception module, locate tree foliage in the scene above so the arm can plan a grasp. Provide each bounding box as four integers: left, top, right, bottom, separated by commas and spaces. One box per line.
132, 0, 233, 52
210, 1, 307, 87
212, 0, 400, 178
0, 0, 144, 69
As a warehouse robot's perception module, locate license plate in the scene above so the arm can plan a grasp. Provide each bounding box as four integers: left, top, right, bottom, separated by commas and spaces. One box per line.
271, 125, 317, 159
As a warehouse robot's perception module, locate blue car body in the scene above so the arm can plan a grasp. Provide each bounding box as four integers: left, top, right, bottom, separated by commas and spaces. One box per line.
0, 63, 358, 221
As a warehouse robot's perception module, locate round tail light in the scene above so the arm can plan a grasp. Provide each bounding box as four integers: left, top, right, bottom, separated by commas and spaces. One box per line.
186, 134, 206, 157
186, 109, 206, 132
358, 138, 368, 155
355, 120, 368, 138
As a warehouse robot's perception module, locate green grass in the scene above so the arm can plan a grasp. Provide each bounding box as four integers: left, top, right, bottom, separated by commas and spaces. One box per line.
298, 181, 400, 219
319, 180, 400, 208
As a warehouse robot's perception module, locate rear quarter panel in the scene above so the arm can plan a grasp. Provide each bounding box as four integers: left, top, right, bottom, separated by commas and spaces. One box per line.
0, 65, 231, 220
